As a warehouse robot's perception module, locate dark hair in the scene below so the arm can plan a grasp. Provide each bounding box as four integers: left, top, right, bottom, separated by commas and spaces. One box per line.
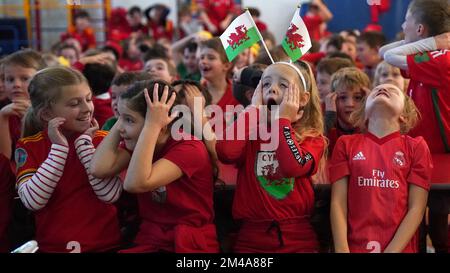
326, 34, 345, 51
327, 52, 354, 62
172, 79, 212, 106
247, 7, 261, 18
316, 57, 355, 75
184, 41, 198, 54
357, 31, 386, 49
74, 9, 90, 20
83, 63, 116, 96
121, 79, 175, 118
112, 71, 152, 87
3, 48, 47, 71
24, 66, 87, 137
128, 6, 142, 16
408, 0, 450, 36
199, 38, 229, 64
143, 44, 169, 62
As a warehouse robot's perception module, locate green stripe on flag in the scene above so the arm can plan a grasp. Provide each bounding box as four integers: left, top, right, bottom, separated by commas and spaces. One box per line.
282, 38, 303, 62
225, 27, 260, 62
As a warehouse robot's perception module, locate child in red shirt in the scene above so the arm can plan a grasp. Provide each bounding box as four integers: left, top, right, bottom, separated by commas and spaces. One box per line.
380, 0, 450, 253
330, 83, 432, 253
216, 61, 327, 252
16, 67, 122, 252
90, 80, 218, 252
65, 10, 96, 52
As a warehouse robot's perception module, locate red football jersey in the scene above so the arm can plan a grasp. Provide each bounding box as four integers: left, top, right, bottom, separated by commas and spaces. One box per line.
329, 132, 432, 253
15, 131, 120, 252
217, 110, 325, 221
92, 95, 114, 129
130, 132, 217, 252
406, 50, 450, 153
303, 14, 323, 41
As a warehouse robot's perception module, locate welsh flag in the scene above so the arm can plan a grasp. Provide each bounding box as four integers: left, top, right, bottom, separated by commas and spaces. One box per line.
282, 7, 312, 62
220, 10, 261, 62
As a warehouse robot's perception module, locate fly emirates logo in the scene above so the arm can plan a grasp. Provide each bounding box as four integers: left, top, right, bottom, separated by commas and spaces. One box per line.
357, 169, 400, 189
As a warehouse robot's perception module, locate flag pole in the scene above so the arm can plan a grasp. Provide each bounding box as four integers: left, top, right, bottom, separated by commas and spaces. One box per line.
289, 5, 302, 64
245, 9, 275, 64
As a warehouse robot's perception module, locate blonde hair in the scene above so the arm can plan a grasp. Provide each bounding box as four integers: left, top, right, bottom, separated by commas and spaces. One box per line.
373, 61, 409, 92
331, 67, 371, 92
23, 66, 87, 137
351, 87, 420, 134
291, 61, 328, 182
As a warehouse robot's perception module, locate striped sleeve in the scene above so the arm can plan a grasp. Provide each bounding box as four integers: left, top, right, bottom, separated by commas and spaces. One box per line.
17, 144, 69, 211
75, 134, 122, 203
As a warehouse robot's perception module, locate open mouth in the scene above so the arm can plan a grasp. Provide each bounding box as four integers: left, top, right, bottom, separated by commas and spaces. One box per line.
375, 91, 390, 98
267, 98, 278, 111
200, 66, 212, 73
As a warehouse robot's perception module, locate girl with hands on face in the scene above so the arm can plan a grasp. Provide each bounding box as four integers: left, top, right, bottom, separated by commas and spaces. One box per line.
15, 67, 122, 252
91, 80, 219, 253
216, 61, 327, 253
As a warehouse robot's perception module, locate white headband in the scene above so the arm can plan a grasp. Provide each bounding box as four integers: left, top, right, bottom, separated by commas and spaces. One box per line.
276, 62, 308, 92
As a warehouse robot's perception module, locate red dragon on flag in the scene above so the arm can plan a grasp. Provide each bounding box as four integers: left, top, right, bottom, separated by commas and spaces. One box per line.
227, 25, 250, 50
285, 23, 305, 51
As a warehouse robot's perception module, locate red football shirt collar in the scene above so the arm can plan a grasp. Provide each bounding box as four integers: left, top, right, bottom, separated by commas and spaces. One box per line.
366, 131, 401, 145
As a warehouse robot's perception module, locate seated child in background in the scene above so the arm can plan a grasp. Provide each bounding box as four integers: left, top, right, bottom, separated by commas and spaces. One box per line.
103, 72, 153, 131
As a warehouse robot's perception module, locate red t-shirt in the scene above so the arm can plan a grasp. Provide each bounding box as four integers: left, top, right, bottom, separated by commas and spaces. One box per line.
211, 82, 240, 185
216, 108, 326, 221
147, 20, 174, 42
329, 132, 432, 253
198, 0, 236, 34
130, 132, 216, 251
0, 154, 14, 252
15, 131, 120, 252
92, 95, 114, 129
405, 50, 450, 153
303, 14, 323, 41
66, 27, 96, 52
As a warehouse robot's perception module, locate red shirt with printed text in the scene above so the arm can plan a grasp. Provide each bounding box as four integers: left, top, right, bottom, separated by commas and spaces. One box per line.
329, 132, 432, 253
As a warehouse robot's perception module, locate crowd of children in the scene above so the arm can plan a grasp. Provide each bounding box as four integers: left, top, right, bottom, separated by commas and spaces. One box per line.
0, 0, 449, 253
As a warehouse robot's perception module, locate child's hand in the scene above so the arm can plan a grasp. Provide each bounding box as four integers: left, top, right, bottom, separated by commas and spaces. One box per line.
435, 32, 450, 50
251, 81, 263, 107
79, 53, 113, 65
280, 83, 303, 122
324, 92, 337, 112
144, 84, 178, 129
48, 117, 68, 146
0, 100, 30, 118
184, 84, 205, 114
82, 118, 99, 138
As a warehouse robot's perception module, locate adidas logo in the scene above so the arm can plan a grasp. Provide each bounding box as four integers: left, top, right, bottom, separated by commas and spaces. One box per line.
353, 151, 366, 161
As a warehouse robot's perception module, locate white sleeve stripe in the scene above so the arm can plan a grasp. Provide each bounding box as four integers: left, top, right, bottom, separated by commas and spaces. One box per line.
34, 175, 57, 190
50, 149, 69, 157
50, 153, 67, 162
80, 151, 94, 161
95, 181, 115, 196
19, 187, 37, 210
41, 163, 63, 177
43, 160, 64, 173
76, 145, 92, 154
90, 176, 112, 188
91, 177, 112, 191
26, 186, 45, 207
51, 145, 69, 154
29, 178, 52, 196
48, 155, 66, 166
28, 181, 51, 200
35, 172, 58, 187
